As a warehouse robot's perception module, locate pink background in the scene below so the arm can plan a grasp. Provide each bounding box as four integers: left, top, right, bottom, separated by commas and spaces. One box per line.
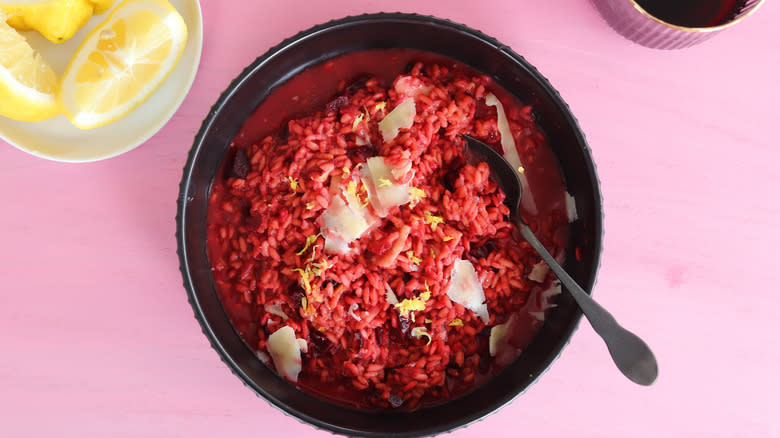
1, 1, 778, 436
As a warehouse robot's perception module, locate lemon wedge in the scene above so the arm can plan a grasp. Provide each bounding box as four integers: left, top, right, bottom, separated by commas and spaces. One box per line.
58, 0, 187, 130
2, 0, 102, 44
0, 10, 59, 122
90, 0, 115, 14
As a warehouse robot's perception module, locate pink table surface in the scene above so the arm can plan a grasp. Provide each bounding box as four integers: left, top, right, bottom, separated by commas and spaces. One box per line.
2, 1, 779, 437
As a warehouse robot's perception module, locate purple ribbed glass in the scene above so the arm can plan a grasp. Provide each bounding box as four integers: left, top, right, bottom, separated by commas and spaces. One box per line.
591, 0, 764, 49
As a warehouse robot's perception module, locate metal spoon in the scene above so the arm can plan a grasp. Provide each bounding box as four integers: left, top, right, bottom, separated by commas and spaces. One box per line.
461, 134, 658, 386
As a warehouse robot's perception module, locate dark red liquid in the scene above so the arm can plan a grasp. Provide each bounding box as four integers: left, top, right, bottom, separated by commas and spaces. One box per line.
634, 0, 741, 27
208, 49, 571, 410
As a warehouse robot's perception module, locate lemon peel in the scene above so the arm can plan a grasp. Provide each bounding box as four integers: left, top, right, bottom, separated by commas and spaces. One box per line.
411, 327, 432, 345
423, 211, 444, 231
1, 0, 112, 44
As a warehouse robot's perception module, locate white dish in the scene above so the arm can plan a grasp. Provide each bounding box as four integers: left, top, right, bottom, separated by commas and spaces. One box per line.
0, 0, 203, 162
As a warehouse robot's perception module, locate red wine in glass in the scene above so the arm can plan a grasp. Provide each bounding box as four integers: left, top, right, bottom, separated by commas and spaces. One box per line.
634, 0, 741, 27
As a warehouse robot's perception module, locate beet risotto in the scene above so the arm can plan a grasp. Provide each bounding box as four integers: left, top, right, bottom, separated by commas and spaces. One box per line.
206, 58, 576, 410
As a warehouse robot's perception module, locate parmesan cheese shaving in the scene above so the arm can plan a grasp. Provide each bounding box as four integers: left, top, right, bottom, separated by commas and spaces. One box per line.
348, 303, 362, 321
485, 93, 537, 215
489, 314, 517, 357
378, 98, 416, 143
256, 350, 270, 365
385, 283, 399, 305
565, 191, 578, 222
360, 156, 411, 217
393, 76, 432, 98
529, 282, 562, 322
446, 260, 489, 323
541, 282, 562, 300
528, 261, 550, 283
266, 326, 303, 382
320, 186, 373, 254
264, 304, 290, 320
323, 237, 350, 254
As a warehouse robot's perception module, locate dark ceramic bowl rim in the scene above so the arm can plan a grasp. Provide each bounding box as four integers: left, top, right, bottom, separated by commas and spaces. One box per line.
177, 12, 603, 437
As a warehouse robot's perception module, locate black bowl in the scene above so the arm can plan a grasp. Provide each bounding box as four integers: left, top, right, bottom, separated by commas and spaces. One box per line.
177, 13, 603, 437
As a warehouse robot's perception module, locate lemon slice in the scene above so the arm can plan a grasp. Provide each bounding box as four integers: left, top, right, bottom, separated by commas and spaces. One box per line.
0, 10, 59, 122
58, 0, 187, 130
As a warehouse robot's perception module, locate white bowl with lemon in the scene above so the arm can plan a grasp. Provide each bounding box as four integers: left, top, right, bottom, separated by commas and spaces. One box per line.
0, 0, 202, 162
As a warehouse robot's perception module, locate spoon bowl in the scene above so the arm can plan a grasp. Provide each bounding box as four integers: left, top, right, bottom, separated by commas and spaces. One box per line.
461, 134, 659, 386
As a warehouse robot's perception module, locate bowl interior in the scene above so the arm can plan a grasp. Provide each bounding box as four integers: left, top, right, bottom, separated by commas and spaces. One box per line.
177, 13, 602, 437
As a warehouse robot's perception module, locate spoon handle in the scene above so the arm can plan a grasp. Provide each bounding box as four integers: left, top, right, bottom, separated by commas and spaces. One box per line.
517, 222, 659, 386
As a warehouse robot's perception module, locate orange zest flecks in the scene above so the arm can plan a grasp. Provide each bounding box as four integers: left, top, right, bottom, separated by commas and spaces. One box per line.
296, 233, 321, 256
311, 259, 328, 276
394, 289, 431, 322
423, 210, 444, 231
292, 267, 314, 295
345, 178, 370, 207
395, 298, 426, 318
352, 113, 364, 131
346, 180, 358, 199
411, 327, 432, 346
300, 296, 316, 317
408, 186, 426, 207
307, 245, 320, 263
